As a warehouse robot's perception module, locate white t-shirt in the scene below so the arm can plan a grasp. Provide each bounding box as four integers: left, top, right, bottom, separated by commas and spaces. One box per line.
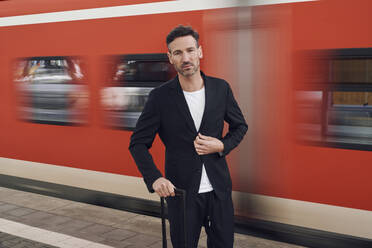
183, 87, 214, 193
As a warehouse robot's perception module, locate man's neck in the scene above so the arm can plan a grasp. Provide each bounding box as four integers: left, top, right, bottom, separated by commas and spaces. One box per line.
179, 71, 204, 92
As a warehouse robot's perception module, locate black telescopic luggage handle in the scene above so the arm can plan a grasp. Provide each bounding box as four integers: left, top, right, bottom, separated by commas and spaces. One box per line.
161, 188, 187, 248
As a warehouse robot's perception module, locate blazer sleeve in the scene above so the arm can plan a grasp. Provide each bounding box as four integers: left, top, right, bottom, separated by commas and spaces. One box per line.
129, 89, 163, 193
220, 83, 248, 156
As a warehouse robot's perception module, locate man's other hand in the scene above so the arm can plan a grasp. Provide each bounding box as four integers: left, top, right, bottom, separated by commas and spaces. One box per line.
152, 177, 175, 197
194, 133, 224, 155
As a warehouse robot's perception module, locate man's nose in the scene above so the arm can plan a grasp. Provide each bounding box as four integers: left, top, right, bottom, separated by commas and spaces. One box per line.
181, 52, 190, 63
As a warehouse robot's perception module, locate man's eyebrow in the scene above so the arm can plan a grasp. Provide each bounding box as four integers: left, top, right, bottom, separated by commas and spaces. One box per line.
171, 46, 196, 54
172, 49, 182, 54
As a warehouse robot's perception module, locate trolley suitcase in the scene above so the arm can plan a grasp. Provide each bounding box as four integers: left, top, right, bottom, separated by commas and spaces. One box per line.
161, 188, 187, 248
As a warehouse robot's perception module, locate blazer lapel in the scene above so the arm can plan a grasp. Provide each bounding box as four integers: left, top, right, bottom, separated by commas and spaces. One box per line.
169, 77, 198, 134
199, 72, 215, 133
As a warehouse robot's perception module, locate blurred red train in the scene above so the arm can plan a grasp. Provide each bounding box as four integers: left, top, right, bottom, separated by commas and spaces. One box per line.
0, 0, 371, 247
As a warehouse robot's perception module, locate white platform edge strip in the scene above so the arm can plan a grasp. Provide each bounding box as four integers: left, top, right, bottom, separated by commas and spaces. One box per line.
0, 0, 318, 27
0, 218, 113, 248
0, 156, 371, 239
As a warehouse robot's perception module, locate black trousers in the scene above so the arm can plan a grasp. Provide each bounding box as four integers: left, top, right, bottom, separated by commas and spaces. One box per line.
166, 191, 234, 248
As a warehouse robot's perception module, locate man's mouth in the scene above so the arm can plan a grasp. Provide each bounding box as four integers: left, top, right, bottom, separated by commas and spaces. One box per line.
182, 63, 193, 69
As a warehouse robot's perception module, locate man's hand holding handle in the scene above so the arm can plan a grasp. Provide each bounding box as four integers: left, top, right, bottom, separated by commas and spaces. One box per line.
152, 177, 175, 197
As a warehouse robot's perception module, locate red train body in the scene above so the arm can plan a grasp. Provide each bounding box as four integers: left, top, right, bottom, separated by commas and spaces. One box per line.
0, 0, 371, 243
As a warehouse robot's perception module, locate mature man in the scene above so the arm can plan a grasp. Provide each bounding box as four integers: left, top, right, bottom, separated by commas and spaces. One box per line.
129, 25, 247, 248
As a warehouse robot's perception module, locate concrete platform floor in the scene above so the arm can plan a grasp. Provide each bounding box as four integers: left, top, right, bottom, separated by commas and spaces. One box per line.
0, 187, 307, 248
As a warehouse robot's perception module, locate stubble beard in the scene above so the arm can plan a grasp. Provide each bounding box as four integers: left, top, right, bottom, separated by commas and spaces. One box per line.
176, 61, 200, 77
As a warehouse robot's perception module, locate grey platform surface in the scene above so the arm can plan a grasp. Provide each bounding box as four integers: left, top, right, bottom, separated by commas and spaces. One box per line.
0, 187, 306, 248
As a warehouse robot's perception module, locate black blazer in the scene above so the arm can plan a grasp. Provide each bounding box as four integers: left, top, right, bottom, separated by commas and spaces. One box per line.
129, 72, 248, 199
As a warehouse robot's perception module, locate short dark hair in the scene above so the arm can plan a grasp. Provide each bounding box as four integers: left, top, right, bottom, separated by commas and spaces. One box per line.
166, 25, 199, 49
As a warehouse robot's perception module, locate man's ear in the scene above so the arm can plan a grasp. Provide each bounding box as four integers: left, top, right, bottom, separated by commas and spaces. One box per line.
167, 51, 173, 64
198, 45, 203, 59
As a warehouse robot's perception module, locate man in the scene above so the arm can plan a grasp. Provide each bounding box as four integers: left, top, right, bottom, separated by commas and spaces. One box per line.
129, 25, 247, 248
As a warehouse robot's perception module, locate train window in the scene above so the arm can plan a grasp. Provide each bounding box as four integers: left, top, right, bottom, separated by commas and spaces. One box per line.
327, 91, 372, 145
332, 59, 372, 83
296, 48, 372, 150
101, 53, 175, 130
13, 56, 88, 125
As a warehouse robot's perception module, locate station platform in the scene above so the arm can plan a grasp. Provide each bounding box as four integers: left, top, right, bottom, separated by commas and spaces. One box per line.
0, 186, 306, 248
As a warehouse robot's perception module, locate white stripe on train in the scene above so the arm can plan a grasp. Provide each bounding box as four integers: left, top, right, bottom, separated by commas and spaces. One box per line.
0, 0, 317, 27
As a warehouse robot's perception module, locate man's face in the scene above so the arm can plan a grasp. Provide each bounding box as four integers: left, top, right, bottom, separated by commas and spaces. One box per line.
167, 35, 203, 77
